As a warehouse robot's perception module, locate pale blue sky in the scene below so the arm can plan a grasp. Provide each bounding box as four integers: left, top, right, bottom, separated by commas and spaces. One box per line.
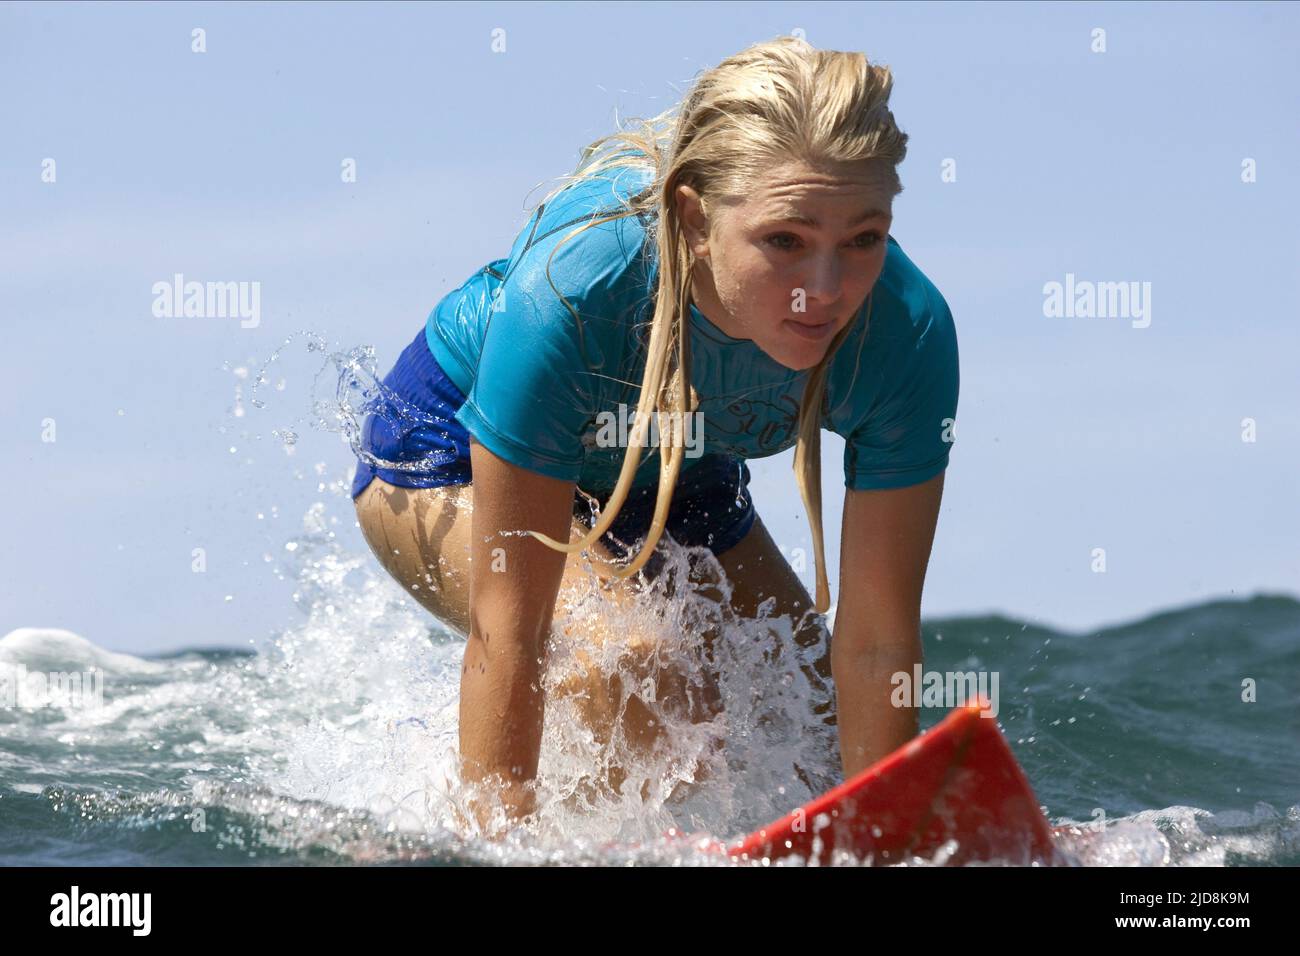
2, 1, 1296, 654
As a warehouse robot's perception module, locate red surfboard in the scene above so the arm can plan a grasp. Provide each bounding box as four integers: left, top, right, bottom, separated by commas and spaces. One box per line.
672, 698, 1060, 865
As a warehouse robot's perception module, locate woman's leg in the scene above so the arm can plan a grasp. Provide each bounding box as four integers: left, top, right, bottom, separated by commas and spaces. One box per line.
353, 475, 716, 793
698, 513, 834, 689
354, 476, 833, 796
690, 513, 839, 788
353, 477, 477, 634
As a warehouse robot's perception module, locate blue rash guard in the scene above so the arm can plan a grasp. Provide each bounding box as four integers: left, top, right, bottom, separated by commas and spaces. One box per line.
423, 162, 959, 495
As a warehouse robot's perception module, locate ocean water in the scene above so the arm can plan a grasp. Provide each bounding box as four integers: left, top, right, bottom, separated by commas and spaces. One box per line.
2, 496, 1297, 866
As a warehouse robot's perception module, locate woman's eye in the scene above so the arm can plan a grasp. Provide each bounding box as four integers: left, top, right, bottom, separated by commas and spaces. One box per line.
764, 231, 883, 251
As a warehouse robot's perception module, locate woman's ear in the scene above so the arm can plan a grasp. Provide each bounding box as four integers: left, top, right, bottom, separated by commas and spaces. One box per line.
674, 183, 710, 257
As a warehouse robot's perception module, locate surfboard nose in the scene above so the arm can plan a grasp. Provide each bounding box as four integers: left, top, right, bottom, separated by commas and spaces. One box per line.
725, 700, 1059, 866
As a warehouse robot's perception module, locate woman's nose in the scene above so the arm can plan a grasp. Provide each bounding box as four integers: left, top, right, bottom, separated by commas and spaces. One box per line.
798, 255, 845, 305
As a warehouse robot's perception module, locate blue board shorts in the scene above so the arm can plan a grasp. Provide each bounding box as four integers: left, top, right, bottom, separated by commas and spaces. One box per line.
351, 328, 757, 568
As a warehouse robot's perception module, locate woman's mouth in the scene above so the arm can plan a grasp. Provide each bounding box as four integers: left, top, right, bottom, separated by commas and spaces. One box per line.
783, 317, 837, 341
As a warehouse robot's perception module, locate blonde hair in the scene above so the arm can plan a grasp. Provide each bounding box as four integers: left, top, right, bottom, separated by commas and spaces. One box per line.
523, 35, 908, 612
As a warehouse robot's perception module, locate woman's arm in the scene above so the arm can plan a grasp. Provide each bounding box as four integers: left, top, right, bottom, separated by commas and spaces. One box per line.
459, 437, 578, 836
832, 471, 946, 780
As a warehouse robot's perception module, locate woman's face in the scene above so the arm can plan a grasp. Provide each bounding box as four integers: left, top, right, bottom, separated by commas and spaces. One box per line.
677, 159, 896, 371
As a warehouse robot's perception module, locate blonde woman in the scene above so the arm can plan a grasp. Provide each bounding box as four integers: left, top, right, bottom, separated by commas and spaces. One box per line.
352, 36, 958, 835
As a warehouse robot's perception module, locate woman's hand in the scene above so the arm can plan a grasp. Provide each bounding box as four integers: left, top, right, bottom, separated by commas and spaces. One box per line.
454, 777, 538, 841
832, 472, 945, 779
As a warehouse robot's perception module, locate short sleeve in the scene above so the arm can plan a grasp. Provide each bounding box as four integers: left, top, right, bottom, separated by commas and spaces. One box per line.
452, 269, 600, 481
843, 287, 960, 491
450, 164, 655, 481
451, 168, 652, 481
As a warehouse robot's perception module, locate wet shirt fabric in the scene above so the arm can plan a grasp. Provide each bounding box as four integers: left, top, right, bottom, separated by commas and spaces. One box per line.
424, 162, 960, 496
347, 324, 759, 561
